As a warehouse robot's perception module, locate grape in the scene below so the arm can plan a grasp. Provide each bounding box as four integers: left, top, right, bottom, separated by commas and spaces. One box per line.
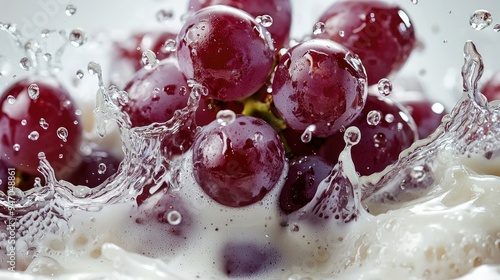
313, 0, 416, 85
195, 97, 244, 127
403, 100, 446, 139
0, 160, 10, 194
281, 128, 325, 158
176, 5, 275, 101
319, 94, 418, 176
272, 39, 367, 137
67, 150, 121, 188
481, 72, 500, 101
188, 0, 292, 51
221, 242, 280, 277
0, 78, 82, 177
279, 155, 333, 214
192, 115, 285, 207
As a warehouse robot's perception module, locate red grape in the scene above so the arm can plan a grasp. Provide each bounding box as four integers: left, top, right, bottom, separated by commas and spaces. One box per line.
221, 242, 280, 277
314, 0, 416, 85
481, 72, 500, 101
403, 100, 446, 139
272, 39, 367, 137
176, 5, 275, 101
279, 155, 333, 214
192, 115, 285, 207
319, 94, 418, 176
67, 149, 121, 188
281, 128, 325, 158
188, 0, 292, 51
0, 78, 82, 177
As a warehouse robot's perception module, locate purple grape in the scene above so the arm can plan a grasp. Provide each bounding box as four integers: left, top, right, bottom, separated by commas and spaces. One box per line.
67, 150, 121, 188
403, 100, 446, 139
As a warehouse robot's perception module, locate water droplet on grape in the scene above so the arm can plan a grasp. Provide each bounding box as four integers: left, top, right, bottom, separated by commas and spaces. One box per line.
377, 78, 393, 96
65, 5, 77, 16
57, 127, 69, 142
216, 110, 236, 126
21, 119, 27, 126
469, 10, 493, 30
313, 22, 326, 35
344, 126, 361, 146
39, 118, 49, 129
162, 39, 177, 53
97, 163, 107, 175
19, 57, 32, 71
28, 131, 39, 141
141, 50, 158, 69
254, 132, 263, 142
7, 95, 15, 104
13, 144, 20, 152
367, 110, 381, 126
338, 30, 345, 37
373, 133, 387, 148
28, 83, 40, 100
76, 70, 84, 79
0, 56, 12, 76
166, 210, 182, 225
156, 9, 173, 22
256, 15, 273, 27
300, 125, 316, 143
69, 28, 86, 47
385, 113, 395, 123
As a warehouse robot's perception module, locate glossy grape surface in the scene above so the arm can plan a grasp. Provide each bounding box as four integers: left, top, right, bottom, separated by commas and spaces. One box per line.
272, 39, 367, 137
404, 100, 446, 139
192, 115, 285, 207
176, 5, 275, 101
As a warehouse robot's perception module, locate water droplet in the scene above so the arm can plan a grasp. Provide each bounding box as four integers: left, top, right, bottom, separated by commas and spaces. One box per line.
344, 126, 361, 146
166, 210, 182, 225
411, 0, 418, 4
300, 125, 316, 143
39, 118, 49, 129
216, 110, 236, 126
494, 24, 500, 32
43, 53, 52, 62
313, 22, 326, 35
469, 10, 493, 30
19, 57, 32, 71
338, 30, 345, 37
373, 133, 387, 148
13, 144, 20, 152
28, 83, 40, 100
179, 86, 187, 96
7, 95, 15, 104
87, 61, 101, 76
377, 78, 392, 96
59, 154, 64, 159
97, 163, 107, 175
57, 127, 68, 142
0, 56, 11, 76
367, 110, 382, 126
38, 152, 46, 160
162, 39, 177, 53
385, 114, 395, 123
256, 15, 273, 27
141, 50, 157, 69
21, 119, 27, 126
28, 131, 39, 141
410, 165, 425, 182
65, 5, 77, 16
69, 28, 86, 47
191, 84, 209, 97
76, 69, 84, 79
156, 9, 173, 22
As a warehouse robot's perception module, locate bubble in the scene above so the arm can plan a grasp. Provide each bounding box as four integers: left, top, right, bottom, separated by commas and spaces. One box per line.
97, 163, 107, 175
166, 210, 182, 225
313, 22, 326, 35
28, 131, 39, 141
76, 70, 84, 79
300, 125, 316, 143
216, 110, 236, 126
0, 56, 12, 76
469, 10, 493, 30
57, 127, 68, 142
69, 28, 86, 47
156, 9, 173, 22
28, 83, 40, 100
367, 110, 382, 126
141, 50, 158, 69
161, 39, 177, 53
66, 5, 77, 16
13, 144, 20, 152
39, 118, 49, 129
344, 126, 361, 146
256, 15, 273, 28
377, 78, 393, 96
7, 95, 15, 104
19, 57, 32, 71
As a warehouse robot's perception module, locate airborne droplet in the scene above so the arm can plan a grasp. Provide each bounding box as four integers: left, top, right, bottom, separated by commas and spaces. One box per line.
256, 15, 273, 27
344, 126, 361, 146
377, 78, 392, 96
39, 118, 49, 129
367, 110, 382, 126
65, 5, 77, 16
28, 83, 40, 100
313, 22, 326, 35
216, 110, 236, 126
19, 57, 32, 71
156, 9, 173, 22
162, 39, 177, 53
69, 28, 86, 47
469, 10, 493, 30
97, 163, 107, 175
28, 131, 39, 141
76, 70, 84, 79
301, 125, 316, 143
141, 50, 158, 69
57, 127, 69, 142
